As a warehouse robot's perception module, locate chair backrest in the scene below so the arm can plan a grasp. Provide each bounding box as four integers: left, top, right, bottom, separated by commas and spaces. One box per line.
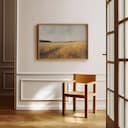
73, 74, 96, 83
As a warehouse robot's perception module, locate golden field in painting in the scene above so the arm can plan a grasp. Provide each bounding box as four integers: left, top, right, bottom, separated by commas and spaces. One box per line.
38, 41, 88, 59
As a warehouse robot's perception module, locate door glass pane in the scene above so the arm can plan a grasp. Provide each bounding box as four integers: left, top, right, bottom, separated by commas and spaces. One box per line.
107, 4, 110, 32
119, 62, 124, 96
119, 23, 124, 58
119, 0, 124, 21
125, 101, 128, 128
125, 21, 128, 58
109, 0, 114, 31
107, 65, 109, 89
107, 34, 114, 61
107, 90, 110, 115
110, 92, 114, 120
125, 62, 128, 99
107, 64, 114, 90
125, 0, 128, 18
107, 35, 110, 61
119, 97, 124, 128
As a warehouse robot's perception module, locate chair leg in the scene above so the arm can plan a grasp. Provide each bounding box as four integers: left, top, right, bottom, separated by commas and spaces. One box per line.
73, 82, 76, 112
84, 85, 88, 118
73, 97, 76, 112
62, 95, 66, 115
62, 83, 66, 115
93, 83, 96, 113
93, 96, 96, 113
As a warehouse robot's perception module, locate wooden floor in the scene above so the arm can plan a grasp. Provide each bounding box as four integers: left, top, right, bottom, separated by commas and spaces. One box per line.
0, 110, 106, 128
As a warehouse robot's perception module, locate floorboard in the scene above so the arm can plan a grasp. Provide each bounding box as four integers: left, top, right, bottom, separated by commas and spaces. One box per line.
0, 110, 106, 128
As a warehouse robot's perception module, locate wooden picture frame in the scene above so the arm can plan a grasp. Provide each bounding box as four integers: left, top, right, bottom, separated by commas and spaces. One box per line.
37, 24, 88, 59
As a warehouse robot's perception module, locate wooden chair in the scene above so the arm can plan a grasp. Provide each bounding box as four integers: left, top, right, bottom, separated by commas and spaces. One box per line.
62, 74, 96, 118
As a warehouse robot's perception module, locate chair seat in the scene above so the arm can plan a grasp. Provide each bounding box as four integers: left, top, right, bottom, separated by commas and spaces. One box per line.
64, 91, 96, 98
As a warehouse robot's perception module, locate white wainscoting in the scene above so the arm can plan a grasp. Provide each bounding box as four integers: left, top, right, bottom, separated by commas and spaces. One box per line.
16, 73, 106, 110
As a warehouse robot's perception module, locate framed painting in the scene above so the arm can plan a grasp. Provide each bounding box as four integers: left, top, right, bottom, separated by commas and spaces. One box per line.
37, 24, 88, 59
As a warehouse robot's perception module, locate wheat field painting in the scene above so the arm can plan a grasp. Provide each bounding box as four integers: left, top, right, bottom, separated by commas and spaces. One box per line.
37, 24, 88, 59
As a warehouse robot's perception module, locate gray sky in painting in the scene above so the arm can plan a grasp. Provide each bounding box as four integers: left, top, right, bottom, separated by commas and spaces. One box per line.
39, 24, 88, 42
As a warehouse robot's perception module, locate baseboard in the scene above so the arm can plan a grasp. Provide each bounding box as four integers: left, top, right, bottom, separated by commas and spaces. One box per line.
16, 100, 106, 110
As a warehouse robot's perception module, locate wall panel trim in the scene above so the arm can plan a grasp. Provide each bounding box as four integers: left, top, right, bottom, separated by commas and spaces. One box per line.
16, 73, 106, 110
2, 71, 14, 90
19, 78, 71, 102
2, 0, 15, 63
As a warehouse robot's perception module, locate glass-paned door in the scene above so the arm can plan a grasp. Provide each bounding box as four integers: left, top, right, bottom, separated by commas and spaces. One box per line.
106, 0, 116, 127
118, 0, 128, 127
106, 0, 128, 127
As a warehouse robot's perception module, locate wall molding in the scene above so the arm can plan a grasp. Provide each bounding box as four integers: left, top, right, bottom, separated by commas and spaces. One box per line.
16, 73, 106, 110
0, 66, 14, 69
17, 72, 106, 75
17, 72, 73, 76
17, 73, 106, 82
2, 71, 14, 90
2, 0, 16, 63
19, 78, 70, 102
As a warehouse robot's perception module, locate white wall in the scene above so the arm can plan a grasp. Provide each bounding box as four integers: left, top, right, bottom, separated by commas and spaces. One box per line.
16, 0, 106, 110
